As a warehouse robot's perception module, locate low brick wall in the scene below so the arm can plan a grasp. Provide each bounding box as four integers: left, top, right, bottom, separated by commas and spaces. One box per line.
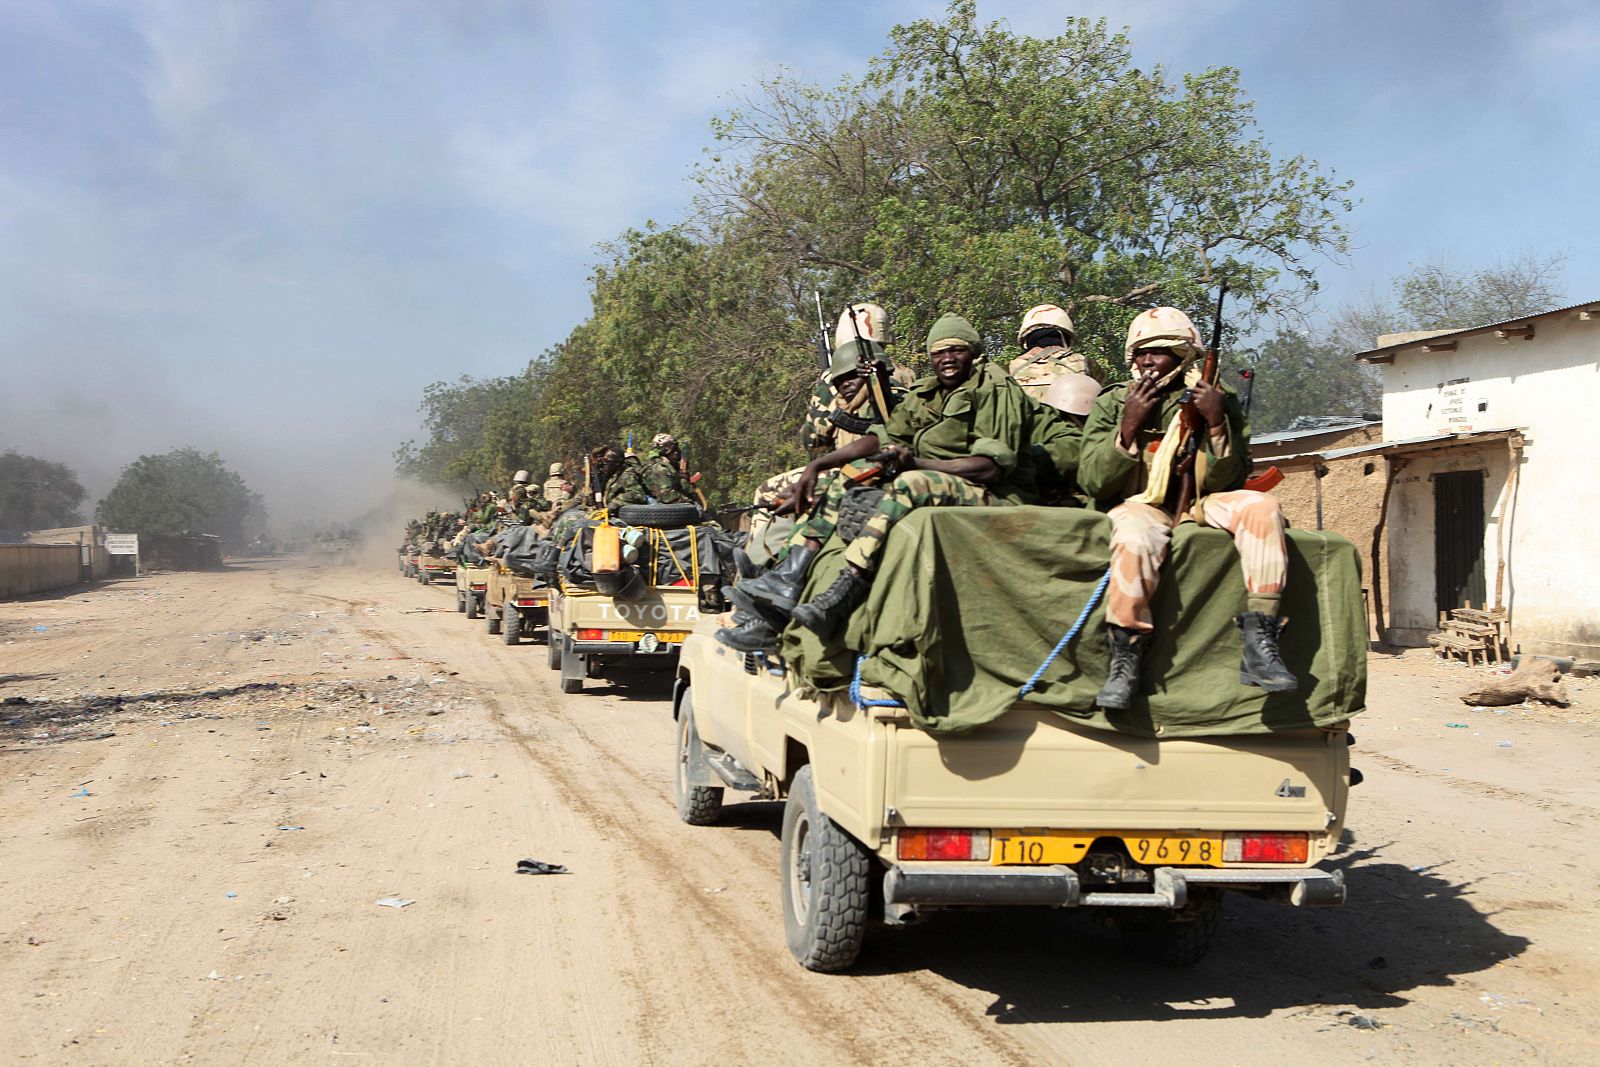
0, 544, 82, 598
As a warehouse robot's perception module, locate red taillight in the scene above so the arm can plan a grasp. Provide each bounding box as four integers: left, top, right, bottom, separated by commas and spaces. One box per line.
470, 583, 486, 591
1223, 832, 1309, 863
515, 598, 537, 606
897, 829, 991, 862
576, 628, 605, 641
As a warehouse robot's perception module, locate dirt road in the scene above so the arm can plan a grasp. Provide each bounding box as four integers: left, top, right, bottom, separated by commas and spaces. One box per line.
3, 558, 1597, 1065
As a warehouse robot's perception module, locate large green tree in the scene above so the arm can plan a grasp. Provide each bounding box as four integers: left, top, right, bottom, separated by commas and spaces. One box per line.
96, 448, 265, 548
0, 451, 86, 532
397, 2, 1355, 503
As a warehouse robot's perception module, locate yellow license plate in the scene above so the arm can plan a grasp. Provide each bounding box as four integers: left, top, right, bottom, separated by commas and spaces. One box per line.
605, 630, 688, 644
991, 831, 1225, 868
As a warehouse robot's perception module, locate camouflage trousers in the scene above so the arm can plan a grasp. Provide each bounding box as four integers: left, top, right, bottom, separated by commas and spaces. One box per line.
746, 466, 807, 567
1105, 490, 1288, 632
796, 469, 991, 574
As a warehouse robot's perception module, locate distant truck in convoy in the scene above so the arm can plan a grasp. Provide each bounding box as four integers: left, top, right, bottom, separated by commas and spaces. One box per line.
454, 562, 492, 619
547, 503, 722, 694
671, 508, 1363, 972
484, 564, 549, 645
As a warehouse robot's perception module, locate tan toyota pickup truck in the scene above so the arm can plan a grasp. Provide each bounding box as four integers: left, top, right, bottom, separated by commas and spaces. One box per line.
547, 584, 702, 693
674, 635, 1352, 972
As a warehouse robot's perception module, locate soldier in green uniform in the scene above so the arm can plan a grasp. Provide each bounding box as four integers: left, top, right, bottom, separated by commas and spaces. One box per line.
591, 445, 651, 510
1078, 306, 1296, 709
641, 434, 697, 506
724, 313, 1074, 645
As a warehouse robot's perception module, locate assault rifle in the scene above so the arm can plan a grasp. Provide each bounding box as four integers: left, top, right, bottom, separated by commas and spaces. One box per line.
1169, 283, 1227, 520
846, 302, 896, 421
814, 290, 832, 372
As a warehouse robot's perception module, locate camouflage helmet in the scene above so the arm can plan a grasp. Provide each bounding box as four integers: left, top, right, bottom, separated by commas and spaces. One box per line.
512, 469, 530, 484
1125, 307, 1202, 364
1041, 372, 1100, 418
548, 462, 563, 477
651, 432, 676, 449
832, 302, 892, 351
827, 337, 884, 382
1018, 304, 1077, 346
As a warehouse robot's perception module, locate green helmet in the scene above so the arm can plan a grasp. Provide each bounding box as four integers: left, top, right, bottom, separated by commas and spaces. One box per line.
828, 337, 884, 382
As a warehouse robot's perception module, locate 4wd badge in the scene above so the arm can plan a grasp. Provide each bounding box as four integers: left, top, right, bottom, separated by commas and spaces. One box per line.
1275, 778, 1307, 799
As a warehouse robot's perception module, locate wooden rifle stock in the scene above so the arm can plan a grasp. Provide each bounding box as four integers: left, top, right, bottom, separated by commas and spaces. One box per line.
1168, 284, 1227, 519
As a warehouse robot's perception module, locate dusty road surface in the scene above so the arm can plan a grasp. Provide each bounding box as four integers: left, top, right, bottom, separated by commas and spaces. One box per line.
3, 557, 1598, 1066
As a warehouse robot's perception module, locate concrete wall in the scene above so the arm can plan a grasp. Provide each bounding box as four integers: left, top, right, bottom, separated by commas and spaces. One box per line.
1269, 453, 1388, 633
0, 544, 82, 598
1377, 311, 1600, 656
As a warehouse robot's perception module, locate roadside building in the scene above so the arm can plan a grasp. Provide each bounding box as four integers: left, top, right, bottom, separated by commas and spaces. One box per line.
1245, 303, 1600, 660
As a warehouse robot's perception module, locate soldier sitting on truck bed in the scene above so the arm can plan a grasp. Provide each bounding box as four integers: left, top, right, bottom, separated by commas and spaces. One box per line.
721, 312, 1081, 647
591, 444, 652, 510
1007, 303, 1100, 400
641, 434, 698, 507
1077, 306, 1297, 710
742, 307, 904, 574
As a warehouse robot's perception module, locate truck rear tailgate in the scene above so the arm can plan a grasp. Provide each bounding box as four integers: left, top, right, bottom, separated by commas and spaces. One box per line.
889, 706, 1345, 836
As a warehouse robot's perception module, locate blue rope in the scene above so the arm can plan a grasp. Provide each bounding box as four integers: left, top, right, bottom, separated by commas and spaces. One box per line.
1017, 569, 1111, 700
850, 655, 907, 709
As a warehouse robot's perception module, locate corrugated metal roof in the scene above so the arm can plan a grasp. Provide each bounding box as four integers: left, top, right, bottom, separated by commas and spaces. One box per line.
1354, 300, 1600, 363
1253, 417, 1380, 446
1259, 427, 1520, 466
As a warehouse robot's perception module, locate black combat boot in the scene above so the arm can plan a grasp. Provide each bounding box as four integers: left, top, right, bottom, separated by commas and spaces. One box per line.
715, 613, 780, 653
1235, 613, 1299, 693
1096, 626, 1146, 710
733, 547, 762, 580
791, 566, 872, 638
730, 545, 818, 617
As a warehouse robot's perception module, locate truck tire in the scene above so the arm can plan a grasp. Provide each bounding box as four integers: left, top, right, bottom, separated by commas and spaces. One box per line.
1119, 888, 1223, 967
486, 600, 502, 635
417, 569, 429, 585
455, 590, 466, 613
615, 502, 701, 529
547, 631, 563, 670
502, 601, 522, 645
465, 593, 480, 620
781, 765, 872, 972
674, 692, 723, 825
559, 637, 584, 694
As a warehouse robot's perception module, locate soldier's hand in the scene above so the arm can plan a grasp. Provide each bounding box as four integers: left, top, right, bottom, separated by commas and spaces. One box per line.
1120, 373, 1162, 449
793, 466, 821, 512
1191, 378, 1226, 430
883, 444, 916, 470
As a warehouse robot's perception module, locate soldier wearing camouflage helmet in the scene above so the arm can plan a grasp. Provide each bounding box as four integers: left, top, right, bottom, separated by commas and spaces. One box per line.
642, 433, 697, 506
722, 312, 1055, 648
1078, 306, 1296, 710
542, 463, 572, 514
1009, 304, 1098, 399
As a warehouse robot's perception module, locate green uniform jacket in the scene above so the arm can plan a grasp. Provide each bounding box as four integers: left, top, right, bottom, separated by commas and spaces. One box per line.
642, 453, 695, 505
876, 361, 1050, 505
602, 456, 652, 509
1078, 380, 1250, 505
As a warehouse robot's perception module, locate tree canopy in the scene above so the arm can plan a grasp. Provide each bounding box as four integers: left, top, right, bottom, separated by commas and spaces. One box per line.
96, 448, 265, 548
0, 451, 86, 533
401, 2, 1359, 501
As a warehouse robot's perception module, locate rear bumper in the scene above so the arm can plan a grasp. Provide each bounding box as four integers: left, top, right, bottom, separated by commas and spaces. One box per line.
883, 864, 1345, 909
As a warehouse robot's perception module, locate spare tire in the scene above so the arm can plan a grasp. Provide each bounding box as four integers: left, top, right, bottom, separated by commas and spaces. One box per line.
616, 502, 701, 529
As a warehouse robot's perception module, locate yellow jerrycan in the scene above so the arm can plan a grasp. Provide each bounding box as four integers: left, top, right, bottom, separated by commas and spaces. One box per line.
591, 521, 622, 573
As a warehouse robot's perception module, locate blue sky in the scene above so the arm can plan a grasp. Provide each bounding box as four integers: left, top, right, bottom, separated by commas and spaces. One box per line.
1, 0, 1594, 522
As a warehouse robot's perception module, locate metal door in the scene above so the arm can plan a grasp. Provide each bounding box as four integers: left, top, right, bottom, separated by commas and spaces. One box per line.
1434, 470, 1486, 613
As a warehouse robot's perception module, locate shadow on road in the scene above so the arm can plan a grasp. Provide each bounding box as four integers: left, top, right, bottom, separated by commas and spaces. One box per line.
852, 840, 1527, 1022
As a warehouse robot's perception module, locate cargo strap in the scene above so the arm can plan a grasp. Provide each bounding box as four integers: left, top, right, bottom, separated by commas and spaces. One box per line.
1017, 570, 1111, 700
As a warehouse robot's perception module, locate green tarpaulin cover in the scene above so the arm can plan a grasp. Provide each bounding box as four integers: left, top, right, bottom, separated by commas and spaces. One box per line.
780, 507, 1366, 737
